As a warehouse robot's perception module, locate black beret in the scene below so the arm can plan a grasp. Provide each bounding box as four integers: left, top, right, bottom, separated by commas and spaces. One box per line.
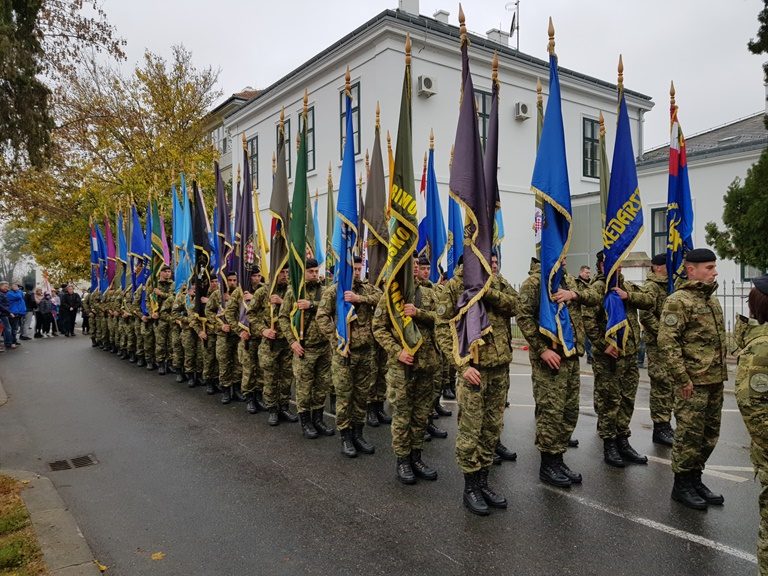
530, 256, 540, 265
306, 257, 319, 269
226, 271, 238, 278
353, 255, 363, 264
281, 262, 290, 271
250, 267, 261, 275
651, 253, 666, 266
418, 255, 430, 266
685, 248, 717, 263
161, 265, 172, 272
595, 251, 605, 264
753, 275, 768, 295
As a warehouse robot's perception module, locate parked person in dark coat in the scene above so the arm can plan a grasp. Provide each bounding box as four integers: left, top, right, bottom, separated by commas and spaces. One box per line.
60, 285, 82, 337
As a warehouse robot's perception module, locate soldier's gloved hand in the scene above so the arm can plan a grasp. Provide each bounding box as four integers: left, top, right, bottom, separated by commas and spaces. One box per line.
291, 341, 305, 357
680, 382, 694, 400
463, 366, 481, 386
540, 349, 561, 370
151, 313, 159, 320
398, 349, 414, 365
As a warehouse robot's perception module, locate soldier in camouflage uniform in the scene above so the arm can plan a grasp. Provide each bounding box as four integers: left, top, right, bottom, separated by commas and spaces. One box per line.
82, 289, 96, 347
583, 251, 654, 468
132, 278, 146, 367
255, 265, 297, 425
120, 283, 136, 361
170, 286, 187, 377
153, 266, 175, 375
141, 279, 157, 370
199, 277, 220, 394
317, 255, 380, 457
517, 257, 600, 488
101, 286, 114, 351
639, 253, 675, 446
658, 248, 727, 510
279, 258, 333, 440
240, 269, 266, 414
734, 275, 768, 573
218, 272, 244, 404
180, 283, 203, 386
435, 262, 517, 516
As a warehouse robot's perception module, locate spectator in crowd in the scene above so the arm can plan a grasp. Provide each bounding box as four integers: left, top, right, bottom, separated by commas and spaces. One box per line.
37, 292, 54, 337
50, 289, 60, 336
0, 281, 15, 350
60, 285, 82, 337
20, 283, 35, 340
80, 289, 89, 334
33, 288, 45, 338
7, 283, 26, 344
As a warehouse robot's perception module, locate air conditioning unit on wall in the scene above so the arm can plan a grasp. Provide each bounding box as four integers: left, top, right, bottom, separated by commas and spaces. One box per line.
514, 101, 530, 120
418, 75, 437, 97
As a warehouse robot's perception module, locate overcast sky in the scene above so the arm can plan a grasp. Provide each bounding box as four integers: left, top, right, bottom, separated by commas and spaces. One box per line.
101, 0, 765, 150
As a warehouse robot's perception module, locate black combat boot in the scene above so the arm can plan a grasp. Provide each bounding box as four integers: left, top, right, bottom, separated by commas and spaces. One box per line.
189, 373, 201, 388
136, 356, 146, 368
691, 471, 724, 505
476, 468, 507, 508
117, 349, 126, 360
463, 472, 490, 516
374, 401, 392, 425
205, 378, 218, 395
557, 454, 582, 484
220, 386, 233, 405
255, 390, 268, 411
146, 359, 157, 371
168, 364, 178, 374
176, 371, 188, 384
233, 384, 246, 402
351, 423, 375, 454
329, 393, 337, 415
603, 438, 626, 468
340, 429, 357, 458
267, 406, 279, 426
158, 360, 167, 375
492, 453, 502, 466
616, 435, 648, 464
366, 404, 380, 427
442, 380, 456, 400
410, 449, 437, 481
128, 352, 137, 363
312, 408, 335, 436
652, 422, 675, 446
396, 457, 416, 485
495, 441, 517, 462
279, 404, 298, 423
434, 398, 452, 417
539, 452, 571, 488
671, 472, 708, 510
426, 417, 448, 439
568, 437, 579, 448
245, 393, 258, 414
300, 411, 319, 439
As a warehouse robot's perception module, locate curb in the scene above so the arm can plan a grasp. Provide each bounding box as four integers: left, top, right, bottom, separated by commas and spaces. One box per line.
4, 469, 101, 576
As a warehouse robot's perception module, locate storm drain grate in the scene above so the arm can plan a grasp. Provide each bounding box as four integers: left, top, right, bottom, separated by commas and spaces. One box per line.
48, 454, 98, 472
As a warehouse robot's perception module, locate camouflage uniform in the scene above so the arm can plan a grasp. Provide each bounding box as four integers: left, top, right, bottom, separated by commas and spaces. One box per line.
254, 283, 293, 410
583, 273, 654, 440
132, 285, 146, 363
83, 291, 95, 345
181, 290, 202, 376
140, 285, 156, 365
240, 282, 264, 396
658, 280, 727, 474
517, 264, 599, 456
201, 289, 221, 383
373, 284, 440, 458
217, 286, 243, 390
279, 282, 330, 414
101, 288, 113, 348
154, 279, 175, 364
734, 314, 768, 574
121, 286, 136, 356
436, 267, 518, 473
640, 271, 674, 425
317, 279, 380, 432
170, 289, 187, 372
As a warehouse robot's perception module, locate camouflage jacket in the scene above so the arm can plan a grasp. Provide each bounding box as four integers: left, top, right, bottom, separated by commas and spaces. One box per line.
82, 292, 91, 315
372, 283, 440, 373
222, 286, 243, 331
121, 288, 133, 319
639, 272, 669, 348
155, 279, 174, 309
250, 283, 289, 342
203, 289, 223, 335
316, 279, 381, 353
734, 315, 768, 401
132, 285, 146, 319
239, 282, 265, 338
158, 288, 175, 323
279, 281, 326, 347
657, 280, 727, 387
516, 267, 599, 359
171, 290, 188, 328
582, 273, 653, 356
434, 266, 518, 369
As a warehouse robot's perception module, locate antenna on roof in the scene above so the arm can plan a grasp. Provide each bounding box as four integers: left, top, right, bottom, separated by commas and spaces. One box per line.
505, 1, 520, 51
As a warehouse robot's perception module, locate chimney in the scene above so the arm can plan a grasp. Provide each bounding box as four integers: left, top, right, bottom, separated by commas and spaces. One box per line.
433, 9, 449, 24
398, 0, 419, 17
486, 28, 510, 46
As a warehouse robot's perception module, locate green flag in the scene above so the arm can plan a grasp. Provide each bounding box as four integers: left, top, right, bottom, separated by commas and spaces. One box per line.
599, 111, 610, 229
383, 35, 422, 354
288, 102, 309, 341
364, 114, 389, 288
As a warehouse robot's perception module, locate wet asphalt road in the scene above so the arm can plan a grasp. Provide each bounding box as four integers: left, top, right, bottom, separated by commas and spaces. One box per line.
0, 334, 760, 576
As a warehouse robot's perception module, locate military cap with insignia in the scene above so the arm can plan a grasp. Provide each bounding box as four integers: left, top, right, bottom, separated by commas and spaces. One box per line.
753, 275, 768, 295
684, 248, 717, 263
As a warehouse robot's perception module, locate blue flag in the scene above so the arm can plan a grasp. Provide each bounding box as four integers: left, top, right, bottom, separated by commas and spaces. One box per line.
530, 53, 576, 356
117, 210, 128, 289
313, 195, 325, 266
89, 220, 99, 292
129, 204, 145, 291
332, 90, 358, 356
95, 223, 109, 293
424, 147, 447, 282
446, 193, 463, 279
603, 87, 644, 351
666, 103, 693, 293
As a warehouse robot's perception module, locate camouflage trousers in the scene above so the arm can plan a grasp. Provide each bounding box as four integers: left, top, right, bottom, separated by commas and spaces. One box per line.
240, 338, 262, 394
260, 339, 293, 408
97, 316, 108, 345
141, 320, 156, 362
181, 328, 202, 374
592, 353, 639, 439
333, 346, 375, 431
216, 332, 241, 389
171, 323, 184, 370
646, 344, 675, 424
532, 354, 580, 455
133, 318, 144, 359
736, 374, 768, 574
387, 363, 434, 458
107, 316, 117, 347
201, 333, 218, 382
122, 317, 136, 353
367, 345, 388, 403
154, 320, 171, 362
89, 314, 99, 344
293, 344, 331, 413
671, 382, 723, 474
456, 364, 509, 473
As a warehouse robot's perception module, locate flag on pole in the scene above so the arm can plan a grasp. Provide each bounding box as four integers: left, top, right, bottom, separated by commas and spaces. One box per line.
159, 214, 171, 266
214, 161, 233, 293
599, 112, 610, 229
534, 77, 544, 259
666, 82, 694, 293
313, 191, 325, 265
530, 24, 576, 357
603, 56, 644, 352
105, 216, 116, 284
129, 203, 145, 291
269, 111, 290, 318
446, 146, 463, 279
89, 217, 99, 292
425, 134, 448, 282
95, 222, 108, 293
149, 197, 164, 314
254, 189, 270, 283
363, 103, 389, 288
192, 180, 212, 315
325, 164, 337, 279
117, 209, 128, 289
484, 71, 504, 266
237, 136, 256, 289
416, 151, 428, 255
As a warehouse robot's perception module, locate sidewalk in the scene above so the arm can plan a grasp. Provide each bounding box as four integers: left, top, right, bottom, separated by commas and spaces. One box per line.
0, 377, 101, 576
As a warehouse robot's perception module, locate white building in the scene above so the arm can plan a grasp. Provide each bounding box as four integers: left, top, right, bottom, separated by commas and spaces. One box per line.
212, 1, 654, 285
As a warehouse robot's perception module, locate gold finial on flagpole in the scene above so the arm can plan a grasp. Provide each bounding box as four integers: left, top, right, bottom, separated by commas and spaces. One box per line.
241, 132, 247, 150
405, 33, 411, 66
365, 148, 370, 175
429, 128, 434, 150
547, 17, 555, 56
279, 106, 285, 137
376, 101, 380, 130
272, 152, 276, 175
599, 111, 605, 137
536, 77, 542, 103
237, 164, 241, 183
303, 88, 308, 118
617, 54, 624, 91
459, 4, 466, 41
492, 52, 499, 85
328, 161, 332, 182
670, 80, 676, 110
345, 66, 351, 97
423, 151, 427, 172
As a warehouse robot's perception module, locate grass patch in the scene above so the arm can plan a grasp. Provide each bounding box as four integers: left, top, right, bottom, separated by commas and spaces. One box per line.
0, 475, 47, 575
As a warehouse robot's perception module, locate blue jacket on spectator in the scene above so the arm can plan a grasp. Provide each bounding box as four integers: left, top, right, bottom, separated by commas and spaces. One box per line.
7, 289, 26, 316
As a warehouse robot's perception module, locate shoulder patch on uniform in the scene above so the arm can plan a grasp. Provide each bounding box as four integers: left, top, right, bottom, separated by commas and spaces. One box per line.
374, 307, 383, 318
664, 313, 678, 326
751, 372, 768, 393
436, 304, 447, 316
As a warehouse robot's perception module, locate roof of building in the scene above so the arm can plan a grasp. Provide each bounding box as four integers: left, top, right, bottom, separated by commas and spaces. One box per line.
208, 88, 261, 119
638, 112, 768, 167
224, 8, 652, 120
